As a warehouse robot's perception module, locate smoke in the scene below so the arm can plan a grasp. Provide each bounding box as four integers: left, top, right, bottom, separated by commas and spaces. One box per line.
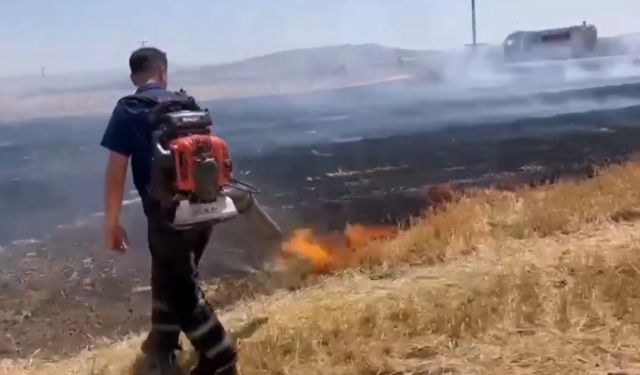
431, 44, 640, 92
226, 40, 640, 154
2, 39, 640, 244
432, 46, 512, 88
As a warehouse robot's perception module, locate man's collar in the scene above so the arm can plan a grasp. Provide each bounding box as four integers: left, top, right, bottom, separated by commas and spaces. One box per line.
135, 81, 164, 93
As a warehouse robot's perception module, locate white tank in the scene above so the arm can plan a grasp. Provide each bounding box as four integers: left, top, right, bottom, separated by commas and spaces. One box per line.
504, 22, 598, 62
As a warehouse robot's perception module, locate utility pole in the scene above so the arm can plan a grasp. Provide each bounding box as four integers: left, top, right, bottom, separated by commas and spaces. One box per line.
40, 66, 47, 91
471, 0, 477, 46
138, 40, 149, 47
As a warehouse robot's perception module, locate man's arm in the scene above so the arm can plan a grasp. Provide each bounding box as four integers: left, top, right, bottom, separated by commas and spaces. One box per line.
104, 151, 129, 232
100, 103, 134, 252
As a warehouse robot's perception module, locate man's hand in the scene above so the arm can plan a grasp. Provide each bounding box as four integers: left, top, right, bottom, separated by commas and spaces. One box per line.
106, 224, 129, 252
104, 151, 130, 253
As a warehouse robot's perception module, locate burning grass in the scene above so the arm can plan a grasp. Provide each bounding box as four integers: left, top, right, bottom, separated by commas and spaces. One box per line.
282, 160, 640, 274
7, 161, 640, 374
281, 224, 398, 273
239, 223, 640, 374
8, 222, 640, 374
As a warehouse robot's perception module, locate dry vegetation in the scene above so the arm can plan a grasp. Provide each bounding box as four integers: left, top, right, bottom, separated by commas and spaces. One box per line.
6, 161, 640, 374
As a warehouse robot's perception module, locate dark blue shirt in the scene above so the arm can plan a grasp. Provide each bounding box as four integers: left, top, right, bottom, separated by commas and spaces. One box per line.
100, 83, 180, 216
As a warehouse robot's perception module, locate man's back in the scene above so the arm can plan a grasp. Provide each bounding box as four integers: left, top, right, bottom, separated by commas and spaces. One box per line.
100, 82, 180, 215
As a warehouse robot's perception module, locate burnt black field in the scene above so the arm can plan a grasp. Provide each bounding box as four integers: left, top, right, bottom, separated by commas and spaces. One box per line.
2, 69, 640, 358
1, 75, 640, 280
2, 76, 640, 246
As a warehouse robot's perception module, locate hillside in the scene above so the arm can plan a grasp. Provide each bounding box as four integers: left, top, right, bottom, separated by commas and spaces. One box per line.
5, 161, 640, 374
169, 44, 442, 112
175, 44, 438, 83
0, 44, 443, 123
2, 33, 640, 123
4, 44, 439, 95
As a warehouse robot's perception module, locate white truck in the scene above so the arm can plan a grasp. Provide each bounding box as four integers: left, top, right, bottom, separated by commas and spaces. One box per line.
503, 22, 598, 62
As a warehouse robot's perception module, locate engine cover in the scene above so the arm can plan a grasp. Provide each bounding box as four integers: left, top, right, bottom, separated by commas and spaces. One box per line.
170, 134, 232, 198
170, 195, 239, 229
148, 106, 241, 229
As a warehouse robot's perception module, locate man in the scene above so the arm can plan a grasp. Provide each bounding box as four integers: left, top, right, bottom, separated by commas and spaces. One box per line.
100, 47, 238, 375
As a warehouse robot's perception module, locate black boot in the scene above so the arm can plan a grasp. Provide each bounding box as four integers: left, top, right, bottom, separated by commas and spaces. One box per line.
140, 333, 183, 374
139, 348, 181, 375
190, 353, 238, 375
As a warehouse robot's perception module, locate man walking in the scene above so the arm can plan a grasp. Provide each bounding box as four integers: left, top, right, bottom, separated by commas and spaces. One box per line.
100, 46, 238, 375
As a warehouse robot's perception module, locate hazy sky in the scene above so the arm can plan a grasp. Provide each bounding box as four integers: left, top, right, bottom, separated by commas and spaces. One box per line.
1, 0, 638, 76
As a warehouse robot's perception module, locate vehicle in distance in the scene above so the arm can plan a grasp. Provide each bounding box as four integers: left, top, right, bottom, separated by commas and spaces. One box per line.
503, 22, 598, 62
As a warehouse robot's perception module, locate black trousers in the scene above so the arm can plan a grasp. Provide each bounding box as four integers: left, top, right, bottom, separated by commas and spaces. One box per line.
144, 219, 237, 368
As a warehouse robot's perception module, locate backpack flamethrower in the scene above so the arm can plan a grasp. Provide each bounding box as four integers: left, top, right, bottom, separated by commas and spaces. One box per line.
147, 97, 282, 239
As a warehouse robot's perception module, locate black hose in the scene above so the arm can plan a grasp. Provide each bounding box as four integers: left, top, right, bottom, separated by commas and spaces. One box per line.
228, 178, 261, 194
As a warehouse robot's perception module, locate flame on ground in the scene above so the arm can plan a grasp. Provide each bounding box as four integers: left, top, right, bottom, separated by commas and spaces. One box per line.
281, 224, 399, 273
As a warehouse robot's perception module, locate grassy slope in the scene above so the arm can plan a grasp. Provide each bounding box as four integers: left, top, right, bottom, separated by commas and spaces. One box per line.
5, 162, 640, 374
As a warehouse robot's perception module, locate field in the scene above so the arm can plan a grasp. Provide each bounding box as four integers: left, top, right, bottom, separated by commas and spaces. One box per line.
5, 159, 640, 374
2, 50, 640, 373
3, 103, 640, 363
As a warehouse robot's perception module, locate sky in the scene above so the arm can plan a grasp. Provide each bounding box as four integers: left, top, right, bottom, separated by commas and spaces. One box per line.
0, 0, 639, 77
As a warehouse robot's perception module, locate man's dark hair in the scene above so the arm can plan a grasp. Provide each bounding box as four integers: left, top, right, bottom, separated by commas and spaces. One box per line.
129, 47, 168, 75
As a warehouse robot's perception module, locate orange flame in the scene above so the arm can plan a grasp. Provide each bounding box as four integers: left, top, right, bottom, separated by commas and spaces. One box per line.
281, 224, 398, 273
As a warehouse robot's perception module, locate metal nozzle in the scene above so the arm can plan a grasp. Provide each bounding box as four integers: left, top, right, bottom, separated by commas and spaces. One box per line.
246, 198, 283, 240
222, 186, 283, 240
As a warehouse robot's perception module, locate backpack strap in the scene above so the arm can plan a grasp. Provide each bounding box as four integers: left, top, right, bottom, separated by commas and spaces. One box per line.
118, 90, 204, 127
118, 88, 200, 109
118, 94, 161, 107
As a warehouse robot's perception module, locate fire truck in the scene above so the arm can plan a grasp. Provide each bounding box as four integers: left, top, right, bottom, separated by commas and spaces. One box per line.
503, 22, 598, 62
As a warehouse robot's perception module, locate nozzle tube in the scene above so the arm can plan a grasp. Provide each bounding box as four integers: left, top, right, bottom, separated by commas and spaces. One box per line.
222, 186, 283, 240
247, 198, 283, 240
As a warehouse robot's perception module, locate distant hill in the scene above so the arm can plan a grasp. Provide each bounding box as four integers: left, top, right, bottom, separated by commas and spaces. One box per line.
24, 44, 442, 95
174, 43, 440, 85
0, 37, 638, 123
0, 44, 445, 122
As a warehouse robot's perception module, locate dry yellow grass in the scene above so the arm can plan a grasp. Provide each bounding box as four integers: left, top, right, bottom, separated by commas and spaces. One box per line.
237, 222, 640, 374
351, 160, 640, 270
6, 161, 640, 375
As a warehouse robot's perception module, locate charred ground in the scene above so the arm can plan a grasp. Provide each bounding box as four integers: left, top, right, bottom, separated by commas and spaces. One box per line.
2, 100, 640, 360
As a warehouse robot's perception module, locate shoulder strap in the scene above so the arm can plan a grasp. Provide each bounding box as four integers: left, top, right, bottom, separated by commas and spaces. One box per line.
118, 93, 161, 108
121, 90, 201, 110
116, 90, 204, 130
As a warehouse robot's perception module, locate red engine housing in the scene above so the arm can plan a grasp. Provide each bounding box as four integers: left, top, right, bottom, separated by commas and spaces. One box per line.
169, 134, 232, 193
